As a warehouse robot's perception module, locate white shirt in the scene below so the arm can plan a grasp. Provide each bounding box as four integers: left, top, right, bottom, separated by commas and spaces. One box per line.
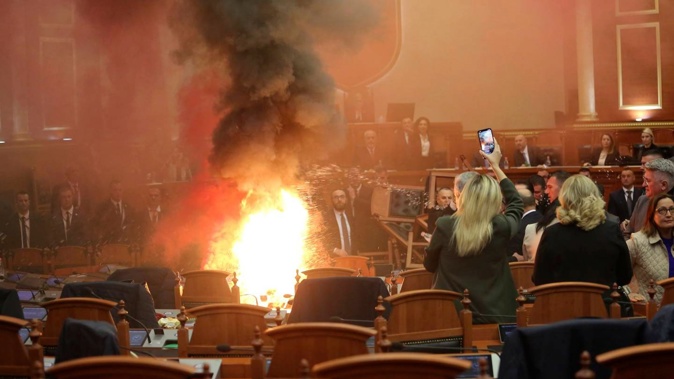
148, 206, 162, 223
623, 187, 635, 203
520, 146, 530, 165
112, 200, 125, 224
332, 209, 351, 251
61, 207, 74, 238
18, 211, 30, 248
420, 134, 430, 157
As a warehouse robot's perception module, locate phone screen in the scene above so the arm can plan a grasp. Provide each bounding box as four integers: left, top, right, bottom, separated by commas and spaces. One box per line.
478, 128, 495, 154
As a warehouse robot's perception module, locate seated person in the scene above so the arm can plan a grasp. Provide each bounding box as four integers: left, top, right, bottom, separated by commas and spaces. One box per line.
634, 127, 659, 163
587, 133, 620, 166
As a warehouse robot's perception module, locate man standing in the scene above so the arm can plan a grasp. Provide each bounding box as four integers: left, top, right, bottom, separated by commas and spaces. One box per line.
393, 117, 421, 170
508, 188, 542, 261
427, 188, 456, 234
49, 186, 89, 246
93, 180, 134, 244
2, 191, 47, 249
135, 186, 165, 245
353, 130, 385, 170
624, 159, 674, 234
514, 135, 545, 167
608, 169, 644, 223
324, 189, 353, 257
51, 167, 88, 213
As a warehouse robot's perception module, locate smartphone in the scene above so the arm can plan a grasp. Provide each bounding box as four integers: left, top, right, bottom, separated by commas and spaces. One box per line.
477, 128, 495, 154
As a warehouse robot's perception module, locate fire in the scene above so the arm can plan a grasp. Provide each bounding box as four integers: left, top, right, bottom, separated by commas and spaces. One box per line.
205, 188, 314, 307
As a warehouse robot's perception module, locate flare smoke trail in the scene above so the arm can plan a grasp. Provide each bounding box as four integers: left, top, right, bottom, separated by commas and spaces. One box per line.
169, 0, 377, 189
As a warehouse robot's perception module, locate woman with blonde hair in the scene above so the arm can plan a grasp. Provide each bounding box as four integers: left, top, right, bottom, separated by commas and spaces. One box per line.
424, 138, 523, 324
533, 174, 632, 287
634, 127, 658, 163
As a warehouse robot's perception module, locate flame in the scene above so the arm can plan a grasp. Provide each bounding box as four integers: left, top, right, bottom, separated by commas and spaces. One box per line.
205, 188, 318, 306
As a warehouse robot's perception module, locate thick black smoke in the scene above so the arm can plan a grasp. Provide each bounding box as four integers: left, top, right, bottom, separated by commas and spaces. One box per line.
169, 0, 377, 191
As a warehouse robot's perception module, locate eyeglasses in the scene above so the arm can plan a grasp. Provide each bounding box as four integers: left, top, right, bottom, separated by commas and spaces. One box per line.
656, 206, 674, 216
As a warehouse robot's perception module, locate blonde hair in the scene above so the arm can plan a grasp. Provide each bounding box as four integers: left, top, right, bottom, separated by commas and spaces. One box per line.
642, 127, 654, 139
453, 175, 503, 256
556, 175, 606, 231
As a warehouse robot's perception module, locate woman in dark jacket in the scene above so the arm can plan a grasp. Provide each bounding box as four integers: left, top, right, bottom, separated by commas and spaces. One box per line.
589, 133, 620, 166
424, 138, 523, 324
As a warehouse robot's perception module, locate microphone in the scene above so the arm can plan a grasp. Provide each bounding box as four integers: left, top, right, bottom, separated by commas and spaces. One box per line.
391, 342, 501, 356
328, 316, 374, 327
84, 287, 152, 344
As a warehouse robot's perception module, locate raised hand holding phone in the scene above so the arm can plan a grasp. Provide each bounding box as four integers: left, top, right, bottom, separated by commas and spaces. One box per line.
479, 137, 506, 182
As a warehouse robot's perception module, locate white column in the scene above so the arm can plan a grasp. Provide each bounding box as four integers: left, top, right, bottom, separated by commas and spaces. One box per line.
9, 0, 32, 141
575, 0, 599, 122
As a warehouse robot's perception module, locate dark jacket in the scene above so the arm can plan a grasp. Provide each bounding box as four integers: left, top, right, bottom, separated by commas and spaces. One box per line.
532, 221, 632, 286
424, 178, 523, 324
49, 208, 90, 247
508, 210, 543, 256
2, 212, 48, 249
589, 149, 621, 166
607, 187, 644, 223
514, 146, 545, 167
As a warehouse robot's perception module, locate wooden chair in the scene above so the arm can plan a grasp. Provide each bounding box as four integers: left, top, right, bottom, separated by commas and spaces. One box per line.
265, 323, 375, 378
301, 267, 355, 280
51, 245, 93, 275
596, 343, 674, 379
332, 256, 373, 276
312, 352, 471, 379
46, 356, 198, 379
398, 268, 433, 292
96, 244, 136, 268
7, 248, 50, 274
178, 303, 272, 357
509, 262, 535, 290
524, 282, 609, 326
175, 270, 239, 309
384, 289, 473, 350
0, 316, 43, 378
656, 277, 674, 307
41, 297, 117, 348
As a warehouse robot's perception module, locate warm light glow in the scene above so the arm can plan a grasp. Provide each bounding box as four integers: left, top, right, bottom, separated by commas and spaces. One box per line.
62, 137, 73, 141
205, 188, 312, 307
635, 118, 643, 122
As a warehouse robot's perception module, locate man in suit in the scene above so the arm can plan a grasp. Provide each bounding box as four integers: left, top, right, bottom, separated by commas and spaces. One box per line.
93, 180, 135, 244
624, 159, 674, 234
393, 117, 421, 170
324, 189, 353, 257
353, 130, 386, 170
509, 188, 542, 261
344, 89, 374, 123
134, 186, 166, 245
514, 134, 545, 167
1, 191, 47, 249
427, 188, 456, 234
51, 167, 89, 214
608, 169, 644, 223
49, 186, 90, 246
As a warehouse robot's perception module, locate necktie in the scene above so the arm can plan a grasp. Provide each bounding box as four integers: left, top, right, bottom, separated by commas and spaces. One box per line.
66, 212, 71, 229
626, 190, 633, 215
20, 216, 28, 248
340, 213, 351, 254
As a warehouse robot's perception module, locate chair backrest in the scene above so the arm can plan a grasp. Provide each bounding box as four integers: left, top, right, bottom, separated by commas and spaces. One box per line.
0, 315, 32, 378
107, 267, 177, 309
96, 244, 135, 267
657, 277, 674, 307
8, 248, 49, 274
60, 281, 159, 329
265, 323, 375, 378
41, 297, 117, 347
385, 290, 470, 345
312, 352, 471, 379
596, 343, 674, 379
398, 268, 433, 292
46, 356, 196, 379
527, 282, 609, 325
0, 288, 24, 319
301, 267, 355, 279
509, 262, 535, 290
332, 256, 373, 276
183, 303, 271, 357
52, 246, 91, 275
176, 270, 233, 309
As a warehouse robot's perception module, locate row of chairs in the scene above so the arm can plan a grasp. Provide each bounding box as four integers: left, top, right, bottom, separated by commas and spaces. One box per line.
2, 244, 140, 275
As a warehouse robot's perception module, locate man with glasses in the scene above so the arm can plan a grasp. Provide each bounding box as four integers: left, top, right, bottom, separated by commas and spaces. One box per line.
623, 158, 674, 234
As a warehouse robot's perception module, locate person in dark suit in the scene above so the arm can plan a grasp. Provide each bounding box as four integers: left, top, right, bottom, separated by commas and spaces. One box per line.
353, 130, 386, 170
50, 167, 90, 214
513, 134, 545, 167
607, 169, 644, 223
134, 186, 166, 245
343, 89, 374, 123
345, 169, 385, 252
508, 188, 542, 261
323, 189, 354, 257
393, 117, 421, 170
533, 175, 632, 287
587, 133, 621, 166
426, 188, 456, 234
1, 191, 48, 249
49, 186, 90, 246
93, 180, 135, 244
